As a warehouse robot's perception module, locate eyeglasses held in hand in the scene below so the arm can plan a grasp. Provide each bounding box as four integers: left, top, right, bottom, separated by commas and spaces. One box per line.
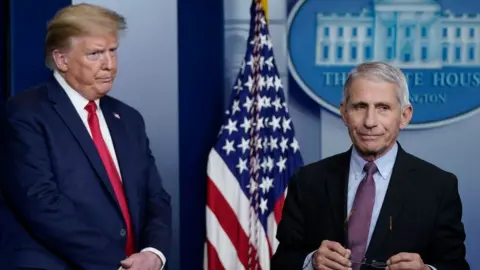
350, 257, 388, 269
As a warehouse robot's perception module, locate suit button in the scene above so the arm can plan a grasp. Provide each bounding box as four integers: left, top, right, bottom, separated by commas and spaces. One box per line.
120, 229, 126, 237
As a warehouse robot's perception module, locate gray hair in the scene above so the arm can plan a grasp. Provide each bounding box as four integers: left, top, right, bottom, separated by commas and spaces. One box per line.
341, 61, 411, 108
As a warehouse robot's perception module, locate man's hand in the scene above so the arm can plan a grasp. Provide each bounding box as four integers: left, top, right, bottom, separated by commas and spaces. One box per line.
387, 253, 430, 270
119, 251, 163, 270
312, 240, 352, 270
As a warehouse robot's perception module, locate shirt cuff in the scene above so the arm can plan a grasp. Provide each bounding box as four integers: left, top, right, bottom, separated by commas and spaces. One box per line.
141, 247, 166, 270
302, 250, 316, 270
427, 264, 437, 270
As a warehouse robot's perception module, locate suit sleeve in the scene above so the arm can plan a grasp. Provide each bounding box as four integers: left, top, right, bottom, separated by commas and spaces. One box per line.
429, 173, 469, 270
137, 114, 172, 261
0, 105, 124, 269
271, 168, 312, 270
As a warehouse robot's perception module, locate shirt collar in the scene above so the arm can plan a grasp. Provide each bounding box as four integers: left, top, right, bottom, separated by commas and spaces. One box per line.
350, 142, 398, 180
53, 70, 100, 113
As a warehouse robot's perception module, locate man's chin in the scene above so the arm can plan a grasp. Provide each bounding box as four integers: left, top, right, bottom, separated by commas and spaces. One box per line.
95, 86, 112, 96
355, 141, 379, 154
357, 147, 378, 156
357, 144, 390, 159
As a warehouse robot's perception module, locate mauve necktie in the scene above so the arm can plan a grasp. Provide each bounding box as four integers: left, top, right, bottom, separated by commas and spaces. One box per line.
348, 161, 377, 270
85, 101, 135, 256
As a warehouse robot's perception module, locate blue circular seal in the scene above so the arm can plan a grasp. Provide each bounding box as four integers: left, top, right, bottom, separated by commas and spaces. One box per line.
288, 0, 480, 129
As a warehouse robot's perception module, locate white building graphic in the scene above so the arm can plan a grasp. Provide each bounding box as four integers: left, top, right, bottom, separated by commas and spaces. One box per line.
315, 0, 480, 68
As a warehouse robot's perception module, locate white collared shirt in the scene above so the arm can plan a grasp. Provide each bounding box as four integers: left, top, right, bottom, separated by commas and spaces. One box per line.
53, 71, 166, 269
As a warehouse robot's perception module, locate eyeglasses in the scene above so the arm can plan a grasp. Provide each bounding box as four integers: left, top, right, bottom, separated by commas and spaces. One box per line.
349, 258, 388, 269
344, 210, 393, 269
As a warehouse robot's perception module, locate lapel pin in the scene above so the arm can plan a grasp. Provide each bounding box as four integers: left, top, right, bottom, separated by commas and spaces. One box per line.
113, 113, 120, 119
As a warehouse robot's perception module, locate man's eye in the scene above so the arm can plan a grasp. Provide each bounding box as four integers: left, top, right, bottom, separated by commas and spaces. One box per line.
87, 52, 101, 60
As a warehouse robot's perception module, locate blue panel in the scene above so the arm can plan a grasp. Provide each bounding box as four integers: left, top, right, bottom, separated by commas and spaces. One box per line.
9, 0, 71, 96
177, 0, 224, 269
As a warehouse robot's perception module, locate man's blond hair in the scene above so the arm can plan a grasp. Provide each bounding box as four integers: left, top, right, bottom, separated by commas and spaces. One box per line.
45, 3, 127, 69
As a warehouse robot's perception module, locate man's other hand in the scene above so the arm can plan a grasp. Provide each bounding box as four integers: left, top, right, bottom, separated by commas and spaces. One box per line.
119, 251, 163, 270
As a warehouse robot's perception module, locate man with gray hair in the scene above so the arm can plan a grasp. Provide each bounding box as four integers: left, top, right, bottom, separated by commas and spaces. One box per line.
271, 61, 468, 270
1, 3, 171, 269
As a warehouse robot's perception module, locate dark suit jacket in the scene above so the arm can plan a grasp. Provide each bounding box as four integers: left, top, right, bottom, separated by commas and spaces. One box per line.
271, 144, 468, 270
0, 79, 172, 270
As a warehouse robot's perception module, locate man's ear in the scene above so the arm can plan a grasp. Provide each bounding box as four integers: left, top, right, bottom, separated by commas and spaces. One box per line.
340, 102, 348, 126
399, 104, 413, 129
52, 49, 69, 72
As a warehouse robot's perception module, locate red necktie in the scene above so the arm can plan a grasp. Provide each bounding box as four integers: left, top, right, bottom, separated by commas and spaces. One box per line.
85, 101, 135, 256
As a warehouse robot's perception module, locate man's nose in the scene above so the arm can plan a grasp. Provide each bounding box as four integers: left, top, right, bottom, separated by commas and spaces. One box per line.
102, 53, 114, 70
364, 107, 377, 128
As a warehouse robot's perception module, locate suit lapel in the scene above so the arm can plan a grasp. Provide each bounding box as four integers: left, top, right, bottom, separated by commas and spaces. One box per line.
100, 99, 140, 231
47, 81, 120, 207
366, 145, 413, 258
326, 149, 351, 244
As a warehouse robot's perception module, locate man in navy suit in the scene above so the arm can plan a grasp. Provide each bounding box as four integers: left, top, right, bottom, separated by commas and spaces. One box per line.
1, 3, 171, 269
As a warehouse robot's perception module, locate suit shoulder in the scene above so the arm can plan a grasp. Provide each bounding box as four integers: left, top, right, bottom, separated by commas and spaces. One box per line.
300, 152, 346, 173
292, 151, 348, 185
7, 83, 50, 112
405, 151, 457, 183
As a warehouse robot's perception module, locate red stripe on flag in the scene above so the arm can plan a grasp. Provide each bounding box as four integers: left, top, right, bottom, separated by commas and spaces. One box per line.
206, 177, 259, 269
274, 194, 285, 223
206, 240, 225, 270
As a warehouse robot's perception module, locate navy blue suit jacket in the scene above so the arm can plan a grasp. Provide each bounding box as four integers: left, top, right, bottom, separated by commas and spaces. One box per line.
1, 79, 172, 269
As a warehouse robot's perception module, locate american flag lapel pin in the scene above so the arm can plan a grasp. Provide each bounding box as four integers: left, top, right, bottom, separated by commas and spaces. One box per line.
113, 113, 120, 119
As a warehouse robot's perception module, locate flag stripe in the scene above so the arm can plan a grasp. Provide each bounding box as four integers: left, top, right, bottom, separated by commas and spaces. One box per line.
206, 207, 245, 270
207, 149, 250, 235
274, 193, 285, 224
206, 240, 226, 270
267, 213, 279, 254
207, 149, 272, 269
206, 177, 251, 268
257, 218, 271, 270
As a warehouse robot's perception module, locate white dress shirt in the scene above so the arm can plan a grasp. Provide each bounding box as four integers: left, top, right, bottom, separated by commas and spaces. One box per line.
302, 143, 436, 270
54, 71, 166, 269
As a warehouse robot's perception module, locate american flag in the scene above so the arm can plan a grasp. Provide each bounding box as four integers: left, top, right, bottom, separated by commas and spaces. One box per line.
204, 1, 304, 269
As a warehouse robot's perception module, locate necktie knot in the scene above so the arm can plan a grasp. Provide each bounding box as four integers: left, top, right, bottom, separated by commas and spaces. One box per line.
84, 101, 97, 114
363, 161, 377, 176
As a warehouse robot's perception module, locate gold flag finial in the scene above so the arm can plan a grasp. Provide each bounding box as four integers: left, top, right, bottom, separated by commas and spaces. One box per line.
260, 0, 268, 21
